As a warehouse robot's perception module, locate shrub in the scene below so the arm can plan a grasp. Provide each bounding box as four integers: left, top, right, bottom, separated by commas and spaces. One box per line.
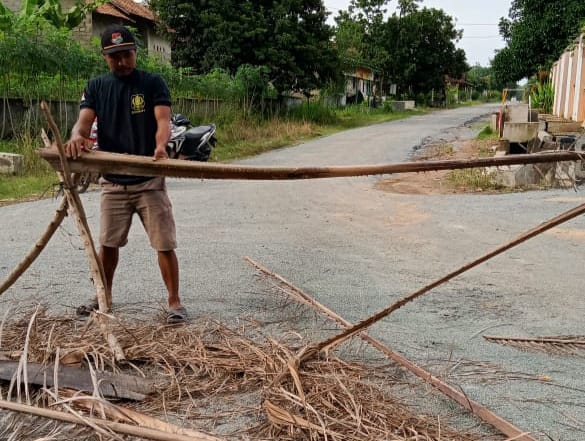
531, 81, 554, 114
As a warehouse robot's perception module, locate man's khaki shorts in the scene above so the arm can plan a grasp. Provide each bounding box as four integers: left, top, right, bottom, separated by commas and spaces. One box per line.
99, 177, 177, 251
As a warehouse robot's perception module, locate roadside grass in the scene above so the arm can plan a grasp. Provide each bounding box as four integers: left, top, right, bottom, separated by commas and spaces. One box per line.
446, 124, 508, 192
0, 137, 56, 203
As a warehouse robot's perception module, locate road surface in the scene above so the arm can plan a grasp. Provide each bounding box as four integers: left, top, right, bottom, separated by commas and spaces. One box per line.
1, 103, 584, 439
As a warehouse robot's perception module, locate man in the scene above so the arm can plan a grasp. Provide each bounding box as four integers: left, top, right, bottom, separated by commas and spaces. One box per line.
65, 24, 187, 324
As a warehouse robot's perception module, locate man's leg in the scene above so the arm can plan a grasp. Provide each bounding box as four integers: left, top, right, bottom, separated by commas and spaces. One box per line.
100, 245, 119, 309
158, 249, 182, 309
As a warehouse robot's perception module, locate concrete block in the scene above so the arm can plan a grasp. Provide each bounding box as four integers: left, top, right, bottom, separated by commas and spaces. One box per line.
489, 161, 574, 188
546, 121, 583, 134
502, 122, 540, 143
391, 100, 415, 111
0, 152, 24, 175
490, 113, 499, 132
506, 104, 529, 123
555, 162, 576, 188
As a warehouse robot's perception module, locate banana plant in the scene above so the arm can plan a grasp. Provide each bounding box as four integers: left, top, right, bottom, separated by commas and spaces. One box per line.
17, 0, 105, 29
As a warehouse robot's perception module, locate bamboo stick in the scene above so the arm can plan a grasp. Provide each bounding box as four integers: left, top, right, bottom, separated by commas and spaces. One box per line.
245, 257, 536, 441
266, 201, 585, 399
0, 399, 224, 441
40, 102, 123, 362
311, 201, 585, 356
39, 147, 585, 180
0, 197, 68, 295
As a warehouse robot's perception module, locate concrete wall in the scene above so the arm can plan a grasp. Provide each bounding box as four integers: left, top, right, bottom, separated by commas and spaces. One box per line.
553, 34, 585, 122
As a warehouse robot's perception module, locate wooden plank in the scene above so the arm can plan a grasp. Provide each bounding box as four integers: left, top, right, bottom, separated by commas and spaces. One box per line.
38, 148, 585, 181
0, 360, 155, 400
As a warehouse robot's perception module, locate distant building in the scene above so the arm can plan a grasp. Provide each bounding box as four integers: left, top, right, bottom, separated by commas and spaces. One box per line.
345, 66, 375, 105
4, 0, 171, 62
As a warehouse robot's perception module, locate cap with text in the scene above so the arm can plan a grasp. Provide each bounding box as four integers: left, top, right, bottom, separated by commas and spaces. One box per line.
101, 25, 137, 55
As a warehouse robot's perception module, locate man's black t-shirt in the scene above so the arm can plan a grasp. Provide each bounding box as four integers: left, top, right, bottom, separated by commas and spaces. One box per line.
80, 70, 171, 185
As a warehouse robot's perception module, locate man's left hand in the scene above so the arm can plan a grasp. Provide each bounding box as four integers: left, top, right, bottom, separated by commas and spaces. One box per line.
154, 146, 168, 160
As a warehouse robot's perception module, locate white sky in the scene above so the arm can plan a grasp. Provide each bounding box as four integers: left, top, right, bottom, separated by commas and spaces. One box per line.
323, 0, 511, 67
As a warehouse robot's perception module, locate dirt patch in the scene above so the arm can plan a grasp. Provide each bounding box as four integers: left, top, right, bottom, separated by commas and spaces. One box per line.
375, 138, 502, 195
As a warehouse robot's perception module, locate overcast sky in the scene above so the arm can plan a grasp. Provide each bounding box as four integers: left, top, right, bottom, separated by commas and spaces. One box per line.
323, 0, 512, 67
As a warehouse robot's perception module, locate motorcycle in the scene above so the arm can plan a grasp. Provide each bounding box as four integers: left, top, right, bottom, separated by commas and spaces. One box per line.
77, 114, 216, 193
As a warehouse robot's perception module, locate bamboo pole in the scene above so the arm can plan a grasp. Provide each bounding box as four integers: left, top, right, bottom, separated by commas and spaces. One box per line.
311, 201, 585, 355
267, 201, 585, 395
0, 197, 68, 295
40, 102, 124, 362
245, 257, 536, 441
0, 399, 224, 441
39, 147, 585, 181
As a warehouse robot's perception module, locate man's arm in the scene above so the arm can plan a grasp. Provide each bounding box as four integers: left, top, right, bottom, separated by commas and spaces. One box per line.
153, 105, 172, 160
65, 108, 96, 159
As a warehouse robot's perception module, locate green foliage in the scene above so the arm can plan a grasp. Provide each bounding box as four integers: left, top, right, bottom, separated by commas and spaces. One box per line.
530, 81, 554, 113
1, 0, 103, 30
149, 0, 339, 96
477, 125, 496, 140
493, 0, 585, 83
0, 18, 105, 99
288, 101, 338, 125
448, 168, 500, 191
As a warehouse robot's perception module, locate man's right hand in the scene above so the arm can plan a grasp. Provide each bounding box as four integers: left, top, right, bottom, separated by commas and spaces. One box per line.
65, 136, 90, 159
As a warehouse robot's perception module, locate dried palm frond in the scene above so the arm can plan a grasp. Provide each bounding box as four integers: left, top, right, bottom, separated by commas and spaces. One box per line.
484, 335, 585, 356
0, 306, 494, 440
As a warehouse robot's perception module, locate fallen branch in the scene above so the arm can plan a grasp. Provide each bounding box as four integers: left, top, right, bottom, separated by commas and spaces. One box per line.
39, 147, 585, 180
246, 257, 536, 441
0, 399, 224, 441
0, 360, 155, 400
0, 196, 68, 295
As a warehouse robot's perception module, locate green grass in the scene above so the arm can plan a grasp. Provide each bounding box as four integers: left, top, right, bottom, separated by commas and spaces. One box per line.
476, 124, 498, 140
0, 175, 58, 202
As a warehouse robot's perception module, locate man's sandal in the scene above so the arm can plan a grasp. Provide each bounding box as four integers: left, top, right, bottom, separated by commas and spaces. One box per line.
166, 306, 188, 324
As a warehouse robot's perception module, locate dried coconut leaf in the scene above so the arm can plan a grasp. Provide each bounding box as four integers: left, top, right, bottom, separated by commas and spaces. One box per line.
0, 307, 493, 441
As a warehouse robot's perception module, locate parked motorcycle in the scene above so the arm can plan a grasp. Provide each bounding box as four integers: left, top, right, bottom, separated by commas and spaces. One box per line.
77, 114, 216, 193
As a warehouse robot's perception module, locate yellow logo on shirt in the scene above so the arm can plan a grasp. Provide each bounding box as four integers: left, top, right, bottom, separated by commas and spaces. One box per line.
131, 94, 145, 114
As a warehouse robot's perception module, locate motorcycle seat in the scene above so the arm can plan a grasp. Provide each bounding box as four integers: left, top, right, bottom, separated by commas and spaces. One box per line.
184, 125, 215, 142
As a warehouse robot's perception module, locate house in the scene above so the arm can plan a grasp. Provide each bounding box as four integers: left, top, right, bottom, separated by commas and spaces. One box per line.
4, 0, 171, 62
345, 66, 375, 104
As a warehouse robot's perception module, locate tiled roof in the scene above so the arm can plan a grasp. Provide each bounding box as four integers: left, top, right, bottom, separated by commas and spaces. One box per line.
95, 0, 155, 22
95, 2, 132, 21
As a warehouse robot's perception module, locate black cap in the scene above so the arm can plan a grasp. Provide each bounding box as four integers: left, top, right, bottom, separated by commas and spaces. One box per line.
101, 25, 137, 55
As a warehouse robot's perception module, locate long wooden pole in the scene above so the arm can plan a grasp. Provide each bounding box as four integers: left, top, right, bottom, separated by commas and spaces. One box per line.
40, 102, 124, 362
0, 399, 223, 441
245, 257, 536, 441
39, 148, 585, 180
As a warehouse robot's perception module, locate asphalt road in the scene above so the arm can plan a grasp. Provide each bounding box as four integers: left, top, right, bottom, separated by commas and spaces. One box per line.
2, 103, 585, 439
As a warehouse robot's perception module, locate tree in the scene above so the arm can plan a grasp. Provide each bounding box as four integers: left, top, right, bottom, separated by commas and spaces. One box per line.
383, 8, 468, 95
149, 0, 339, 96
493, 0, 585, 83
